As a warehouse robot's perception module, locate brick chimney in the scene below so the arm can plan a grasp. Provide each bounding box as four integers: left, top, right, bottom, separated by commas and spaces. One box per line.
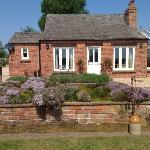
124, 0, 137, 30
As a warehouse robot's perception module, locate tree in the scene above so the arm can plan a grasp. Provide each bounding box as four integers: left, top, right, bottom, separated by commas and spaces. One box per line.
38, 0, 89, 31
21, 26, 37, 33
0, 41, 7, 58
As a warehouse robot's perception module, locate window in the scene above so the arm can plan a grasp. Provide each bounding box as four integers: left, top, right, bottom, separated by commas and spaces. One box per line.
54, 48, 74, 71
147, 48, 150, 69
21, 48, 29, 60
88, 48, 99, 63
113, 47, 135, 71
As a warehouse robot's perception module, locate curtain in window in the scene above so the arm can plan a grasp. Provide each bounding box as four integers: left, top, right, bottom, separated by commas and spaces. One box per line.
55, 49, 59, 69
69, 48, 73, 69
128, 48, 133, 68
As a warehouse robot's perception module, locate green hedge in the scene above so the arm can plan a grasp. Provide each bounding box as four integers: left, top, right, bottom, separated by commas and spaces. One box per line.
7, 76, 29, 84
49, 74, 110, 84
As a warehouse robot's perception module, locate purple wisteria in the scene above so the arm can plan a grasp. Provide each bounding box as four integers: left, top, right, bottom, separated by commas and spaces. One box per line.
0, 96, 10, 104
33, 94, 44, 106
106, 81, 150, 101
6, 88, 19, 96
21, 77, 45, 93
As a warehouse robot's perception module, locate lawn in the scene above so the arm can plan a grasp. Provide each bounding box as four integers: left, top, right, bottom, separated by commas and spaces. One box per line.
0, 136, 150, 150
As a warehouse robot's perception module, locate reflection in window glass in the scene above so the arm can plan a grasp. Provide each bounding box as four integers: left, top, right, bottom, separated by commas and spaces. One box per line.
95, 49, 98, 62
122, 48, 126, 68
62, 49, 66, 69
147, 49, 150, 68
129, 48, 133, 68
89, 49, 93, 62
115, 48, 119, 68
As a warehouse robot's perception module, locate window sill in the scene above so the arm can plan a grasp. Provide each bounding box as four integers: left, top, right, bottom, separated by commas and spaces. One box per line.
53, 71, 75, 74
20, 59, 31, 63
112, 70, 136, 73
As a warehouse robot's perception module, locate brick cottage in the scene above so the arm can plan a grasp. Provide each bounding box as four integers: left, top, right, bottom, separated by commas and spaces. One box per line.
8, 0, 149, 78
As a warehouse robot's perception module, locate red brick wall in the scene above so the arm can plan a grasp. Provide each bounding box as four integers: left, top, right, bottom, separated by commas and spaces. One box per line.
0, 103, 149, 126
9, 44, 39, 76
9, 40, 148, 78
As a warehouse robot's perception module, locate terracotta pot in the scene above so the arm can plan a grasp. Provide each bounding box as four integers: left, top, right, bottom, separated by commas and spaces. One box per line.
129, 113, 141, 135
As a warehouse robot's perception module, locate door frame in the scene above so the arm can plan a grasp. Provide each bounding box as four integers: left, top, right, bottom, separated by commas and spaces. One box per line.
87, 46, 101, 74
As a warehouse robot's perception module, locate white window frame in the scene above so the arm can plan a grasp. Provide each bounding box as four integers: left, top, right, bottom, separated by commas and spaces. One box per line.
21, 48, 29, 60
113, 47, 135, 71
87, 47, 101, 65
147, 46, 150, 70
53, 47, 75, 72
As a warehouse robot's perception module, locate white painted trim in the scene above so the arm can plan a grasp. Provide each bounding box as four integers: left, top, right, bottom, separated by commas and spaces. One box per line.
53, 47, 75, 72
21, 48, 29, 60
87, 46, 101, 74
147, 48, 150, 70
113, 47, 135, 71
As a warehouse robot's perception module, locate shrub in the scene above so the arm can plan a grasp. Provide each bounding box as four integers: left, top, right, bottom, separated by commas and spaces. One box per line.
90, 87, 111, 99
10, 90, 34, 104
77, 91, 91, 102
111, 91, 130, 102
49, 73, 109, 84
8, 76, 28, 84
64, 87, 79, 102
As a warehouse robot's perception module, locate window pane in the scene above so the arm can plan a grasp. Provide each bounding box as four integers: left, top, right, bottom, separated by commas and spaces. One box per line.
147, 49, 150, 68
69, 48, 73, 69
122, 48, 126, 68
89, 49, 93, 62
115, 48, 119, 68
23, 49, 27, 53
128, 48, 133, 68
95, 49, 98, 62
23, 53, 27, 58
62, 49, 66, 69
55, 49, 59, 69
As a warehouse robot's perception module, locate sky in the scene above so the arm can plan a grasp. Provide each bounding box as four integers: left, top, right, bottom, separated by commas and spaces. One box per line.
0, 0, 150, 44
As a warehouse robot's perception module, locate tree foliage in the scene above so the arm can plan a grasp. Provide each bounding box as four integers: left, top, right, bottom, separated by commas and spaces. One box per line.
0, 41, 7, 58
38, 0, 89, 31
21, 26, 37, 33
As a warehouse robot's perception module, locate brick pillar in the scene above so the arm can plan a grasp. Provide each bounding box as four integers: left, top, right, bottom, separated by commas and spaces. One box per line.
101, 42, 113, 75
75, 42, 87, 73
135, 41, 148, 77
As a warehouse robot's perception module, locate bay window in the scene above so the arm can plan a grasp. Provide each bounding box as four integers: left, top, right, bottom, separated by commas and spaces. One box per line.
113, 47, 135, 71
54, 48, 74, 71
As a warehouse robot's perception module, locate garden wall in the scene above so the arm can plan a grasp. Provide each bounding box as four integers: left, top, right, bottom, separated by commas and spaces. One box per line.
0, 102, 150, 127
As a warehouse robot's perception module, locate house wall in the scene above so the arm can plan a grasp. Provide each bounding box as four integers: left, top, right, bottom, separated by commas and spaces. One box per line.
9, 40, 148, 78
9, 44, 39, 76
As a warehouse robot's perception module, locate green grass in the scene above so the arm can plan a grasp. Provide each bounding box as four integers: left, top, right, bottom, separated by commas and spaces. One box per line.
0, 136, 150, 150
49, 73, 110, 84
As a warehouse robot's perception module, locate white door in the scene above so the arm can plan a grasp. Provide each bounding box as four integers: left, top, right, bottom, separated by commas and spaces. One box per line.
87, 47, 101, 74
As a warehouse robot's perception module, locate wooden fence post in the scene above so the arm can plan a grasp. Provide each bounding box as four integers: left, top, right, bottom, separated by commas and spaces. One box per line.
0, 67, 2, 83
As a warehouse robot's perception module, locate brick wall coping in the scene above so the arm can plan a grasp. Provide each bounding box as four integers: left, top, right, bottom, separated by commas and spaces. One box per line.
0, 101, 150, 108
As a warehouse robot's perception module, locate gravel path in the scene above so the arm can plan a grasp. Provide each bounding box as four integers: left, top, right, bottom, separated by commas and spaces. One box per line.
0, 132, 150, 140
